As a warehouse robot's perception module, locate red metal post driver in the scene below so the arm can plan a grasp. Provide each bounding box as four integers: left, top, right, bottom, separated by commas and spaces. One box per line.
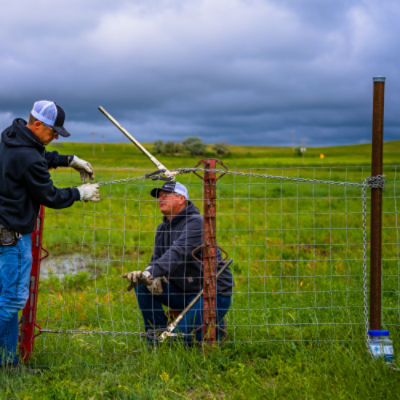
19, 205, 48, 362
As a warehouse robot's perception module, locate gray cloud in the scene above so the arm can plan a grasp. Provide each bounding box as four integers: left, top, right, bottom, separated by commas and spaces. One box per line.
0, 0, 399, 146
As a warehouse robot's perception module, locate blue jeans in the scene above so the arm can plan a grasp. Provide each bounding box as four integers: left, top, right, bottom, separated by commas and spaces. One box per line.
0, 234, 32, 365
135, 282, 231, 343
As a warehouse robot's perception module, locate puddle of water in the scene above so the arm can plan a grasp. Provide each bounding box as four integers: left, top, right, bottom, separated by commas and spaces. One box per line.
40, 253, 94, 280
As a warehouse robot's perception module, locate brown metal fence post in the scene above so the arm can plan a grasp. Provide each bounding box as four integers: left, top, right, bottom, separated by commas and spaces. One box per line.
192, 158, 228, 346
369, 76, 385, 331
201, 159, 218, 345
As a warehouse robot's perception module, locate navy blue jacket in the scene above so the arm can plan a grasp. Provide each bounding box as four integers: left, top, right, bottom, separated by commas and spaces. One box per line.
148, 201, 234, 296
0, 118, 80, 234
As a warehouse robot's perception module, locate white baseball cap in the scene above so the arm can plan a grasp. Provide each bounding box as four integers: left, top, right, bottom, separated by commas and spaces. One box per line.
31, 100, 71, 137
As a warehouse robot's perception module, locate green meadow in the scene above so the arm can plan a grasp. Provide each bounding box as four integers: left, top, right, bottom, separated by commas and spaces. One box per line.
45, 139, 400, 167
2, 140, 400, 399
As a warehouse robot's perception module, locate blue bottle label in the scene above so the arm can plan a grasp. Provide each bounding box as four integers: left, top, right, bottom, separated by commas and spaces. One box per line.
370, 343, 382, 357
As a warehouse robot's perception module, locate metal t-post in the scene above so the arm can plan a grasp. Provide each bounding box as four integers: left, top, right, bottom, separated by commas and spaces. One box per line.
193, 159, 228, 346
201, 159, 218, 344
369, 76, 385, 330
193, 158, 229, 345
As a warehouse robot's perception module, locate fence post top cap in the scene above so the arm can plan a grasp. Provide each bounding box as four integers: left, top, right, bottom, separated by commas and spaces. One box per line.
373, 76, 386, 82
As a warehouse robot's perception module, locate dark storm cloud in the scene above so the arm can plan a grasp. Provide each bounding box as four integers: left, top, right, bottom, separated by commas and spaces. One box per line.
0, 0, 399, 146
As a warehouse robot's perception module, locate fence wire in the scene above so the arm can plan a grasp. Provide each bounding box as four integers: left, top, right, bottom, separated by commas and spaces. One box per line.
31, 165, 399, 363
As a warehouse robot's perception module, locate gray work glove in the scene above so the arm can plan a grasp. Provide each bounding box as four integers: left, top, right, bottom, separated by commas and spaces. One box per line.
146, 276, 168, 295
122, 270, 152, 291
70, 156, 95, 182
77, 183, 100, 202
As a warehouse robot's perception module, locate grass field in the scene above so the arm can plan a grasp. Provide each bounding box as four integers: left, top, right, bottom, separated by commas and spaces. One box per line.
1, 140, 400, 399
46, 139, 400, 168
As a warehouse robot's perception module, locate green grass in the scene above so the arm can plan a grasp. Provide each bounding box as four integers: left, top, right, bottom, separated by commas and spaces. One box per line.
47, 139, 400, 167
2, 344, 400, 399
2, 141, 400, 399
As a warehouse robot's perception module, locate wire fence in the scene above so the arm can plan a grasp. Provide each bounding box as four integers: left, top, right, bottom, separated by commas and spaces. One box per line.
382, 166, 400, 330
28, 164, 399, 363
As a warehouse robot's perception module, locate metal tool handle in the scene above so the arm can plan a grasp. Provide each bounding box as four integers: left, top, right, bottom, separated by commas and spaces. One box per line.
159, 258, 233, 342
98, 106, 176, 179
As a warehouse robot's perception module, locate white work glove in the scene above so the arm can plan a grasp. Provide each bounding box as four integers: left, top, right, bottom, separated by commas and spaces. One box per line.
146, 276, 168, 295
70, 156, 95, 182
122, 270, 152, 291
77, 183, 100, 202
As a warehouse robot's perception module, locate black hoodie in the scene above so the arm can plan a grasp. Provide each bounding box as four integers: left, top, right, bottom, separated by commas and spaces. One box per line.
0, 118, 80, 234
148, 201, 234, 296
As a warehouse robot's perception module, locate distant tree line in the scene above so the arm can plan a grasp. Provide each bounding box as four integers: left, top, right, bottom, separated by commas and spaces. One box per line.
152, 137, 230, 156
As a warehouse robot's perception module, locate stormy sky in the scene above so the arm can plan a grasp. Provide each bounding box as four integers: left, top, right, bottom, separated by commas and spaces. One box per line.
0, 0, 398, 146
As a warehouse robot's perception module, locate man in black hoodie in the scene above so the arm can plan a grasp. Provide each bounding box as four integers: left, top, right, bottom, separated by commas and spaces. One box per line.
123, 181, 234, 343
0, 100, 100, 368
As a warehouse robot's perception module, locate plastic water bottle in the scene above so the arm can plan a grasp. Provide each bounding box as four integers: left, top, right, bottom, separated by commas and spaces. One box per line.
368, 330, 394, 363
383, 335, 394, 364
368, 330, 383, 358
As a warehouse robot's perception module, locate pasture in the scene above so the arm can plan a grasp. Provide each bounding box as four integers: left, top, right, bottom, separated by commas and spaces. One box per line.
1, 141, 400, 399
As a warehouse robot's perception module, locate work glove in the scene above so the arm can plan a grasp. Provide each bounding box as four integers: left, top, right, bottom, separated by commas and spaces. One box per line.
77, 183, 100, 202
122, 270, 152, 291
70, 156, 95, 182
146, 276, 168, 295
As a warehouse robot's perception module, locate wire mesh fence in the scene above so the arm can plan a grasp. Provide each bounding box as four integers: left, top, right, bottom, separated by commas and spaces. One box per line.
26, 164, 399, 364
382, 166, 400, 330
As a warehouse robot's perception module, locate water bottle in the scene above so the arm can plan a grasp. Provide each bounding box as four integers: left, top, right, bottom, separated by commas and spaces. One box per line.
383, 335, 394, 364
368, 330, 383, 358
368, 330, 394, 363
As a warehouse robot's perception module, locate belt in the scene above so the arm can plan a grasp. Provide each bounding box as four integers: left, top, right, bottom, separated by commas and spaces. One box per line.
0, 224, 21, 246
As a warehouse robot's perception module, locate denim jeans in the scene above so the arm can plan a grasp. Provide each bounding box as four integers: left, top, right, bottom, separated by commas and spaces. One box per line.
134, 282, 231, 343
0, 234, 32, 365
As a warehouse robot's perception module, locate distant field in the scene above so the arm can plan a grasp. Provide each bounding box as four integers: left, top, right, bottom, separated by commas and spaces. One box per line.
47, 139, 400, 168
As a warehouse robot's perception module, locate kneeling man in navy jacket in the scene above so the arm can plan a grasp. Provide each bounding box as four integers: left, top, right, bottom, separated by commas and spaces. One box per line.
123, 181, 234, 343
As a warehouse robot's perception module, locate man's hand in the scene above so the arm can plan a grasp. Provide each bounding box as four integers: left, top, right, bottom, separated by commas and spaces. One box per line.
70, 156, 95, 182
77, 183, 100, 202
146, 277, 168, 295
122, 270, 152, 291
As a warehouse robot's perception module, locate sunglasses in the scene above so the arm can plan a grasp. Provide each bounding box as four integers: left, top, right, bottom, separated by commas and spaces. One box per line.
41, 122, 58, 136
